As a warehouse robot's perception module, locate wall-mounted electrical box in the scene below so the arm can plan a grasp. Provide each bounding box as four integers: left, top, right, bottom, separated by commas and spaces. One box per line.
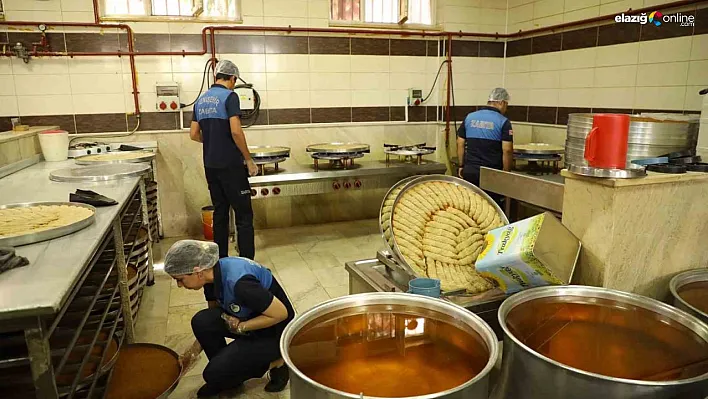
156, 82, 180, 112
235, 86, 255, 111
408, 88, 423, 106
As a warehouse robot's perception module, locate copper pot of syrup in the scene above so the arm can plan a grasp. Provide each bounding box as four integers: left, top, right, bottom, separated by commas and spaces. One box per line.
492, 286, 708, 399
671, 269, 708, 325
280, 292, 499, 399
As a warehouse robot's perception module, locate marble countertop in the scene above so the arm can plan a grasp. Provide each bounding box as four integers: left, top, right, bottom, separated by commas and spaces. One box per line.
0, 126, 58, 144
561, 169, 708, 187
0, 160, 140, 320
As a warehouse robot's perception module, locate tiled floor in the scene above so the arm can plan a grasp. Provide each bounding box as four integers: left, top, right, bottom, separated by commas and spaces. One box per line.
134, 219, 384, 398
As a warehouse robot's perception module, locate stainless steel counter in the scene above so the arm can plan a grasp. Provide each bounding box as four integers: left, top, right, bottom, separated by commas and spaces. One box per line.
0, 160, 141, 319
248, 160, 447, 199
479, 167, 565, 213
250, 160, 447, 185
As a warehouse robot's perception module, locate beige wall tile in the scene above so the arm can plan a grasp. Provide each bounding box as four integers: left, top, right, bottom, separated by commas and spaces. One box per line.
595, 42, 639, 67
561, 47, 597, 69
530, 89, 559, 106
691, 35, 708, 61
350, 56, 390, 73
60, 0, 94, 12
636, 62, 689, 87
70, 74, 123, 94
310, 90, 351, 107
11, 58, 68, 75
390, 56, 428, 73
508, 3, 534, 24
534, 0, 565, 18
389, 73, 427, 90
510, 88, 531, 105
352, 90, 390, 106
309, 72, 351, 90
68, 57, 123, 75
592, 87, 635, 108
266, 72, 310, 91
506, 72, 532, 89
506, 55, 532, 73
241, 0, 265, 16
598, 0, 642, 15
638, 36, 693, 64
171, 55, 212, 73
18, 95, 73, 115
220, 54, 267, 73
687, 61, 708, 86
684, 86, 705, 111
265, 54, 310, 73
130, 56, 173, 74
511, 123, 533, 143
560, 88, 594, 107
308, 0, 330, 19
0, 76, 15, 96
593, 65, 638, 88
351, 73, 390, 90
530, 71, 561, 89
535, 14, 565, 28
565, 0, 601, 12
634, 87, 687, 110
264, 0, 309, 18
564, 6, 600, 22
265, 90, 311, 108
531, 52, 562, 71
73, 93, 126, 114
15, 75, 70, 96
309, 55, 352, 73
560, 68, 594, 88
0, 96, 19, 116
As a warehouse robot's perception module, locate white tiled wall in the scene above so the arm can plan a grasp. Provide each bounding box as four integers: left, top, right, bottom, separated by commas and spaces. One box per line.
506, 35, 708, 111
507, 0, 667, 32
438, 0, 507, 34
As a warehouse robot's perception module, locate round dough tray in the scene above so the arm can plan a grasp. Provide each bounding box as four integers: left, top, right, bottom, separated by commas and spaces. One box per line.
0, 202, 96, 247
50, 164, 151, 182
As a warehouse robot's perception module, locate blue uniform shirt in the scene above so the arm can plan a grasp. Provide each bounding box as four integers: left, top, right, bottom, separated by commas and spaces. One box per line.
457, 106, 513, 172
192, 84, 243, 168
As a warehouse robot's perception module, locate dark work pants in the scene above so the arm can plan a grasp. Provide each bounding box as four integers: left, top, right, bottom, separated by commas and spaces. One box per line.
205, 164, 255, 260
463, 166, 505, 209
191, 308, 281, 390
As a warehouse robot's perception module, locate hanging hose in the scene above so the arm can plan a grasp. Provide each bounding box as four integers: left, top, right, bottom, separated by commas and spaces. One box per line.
422, 60, 450, 104
181, 59, 261, 128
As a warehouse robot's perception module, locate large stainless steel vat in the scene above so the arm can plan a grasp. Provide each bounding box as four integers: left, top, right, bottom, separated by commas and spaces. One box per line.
670, 269, 708, 325
492, 286, 708, 399
565, 114, 699, 168
280, 292, 500, 399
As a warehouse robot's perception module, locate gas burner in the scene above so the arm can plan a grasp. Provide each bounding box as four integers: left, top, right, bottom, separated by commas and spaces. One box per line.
384, 143, 435, 165
67, 142, 112, 158
306, 143, 370, 171
513, 143, 564, 174
249, 146, 290, 176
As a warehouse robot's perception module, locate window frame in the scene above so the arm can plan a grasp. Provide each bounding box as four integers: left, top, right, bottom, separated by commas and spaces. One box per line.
100, 0, 243, 23
329, 0, 439, 31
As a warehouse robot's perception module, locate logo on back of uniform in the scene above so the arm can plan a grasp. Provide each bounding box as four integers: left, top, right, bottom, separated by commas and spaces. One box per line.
469, 120, 495, 130
230, 303, 241, 313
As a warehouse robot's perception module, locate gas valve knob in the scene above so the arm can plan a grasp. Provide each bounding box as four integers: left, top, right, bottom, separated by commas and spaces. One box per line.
344, 181, 352, 189
272, 187, 281, 195
261, 188, 269, 196
354, 180, 362, 188
250, 189, 257, 197
332, 181, 341, 190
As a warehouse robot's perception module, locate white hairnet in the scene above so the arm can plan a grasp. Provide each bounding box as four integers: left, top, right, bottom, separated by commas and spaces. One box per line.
215, 59, 239, 78
164, 240, 219, 276
488, 88, 510, 102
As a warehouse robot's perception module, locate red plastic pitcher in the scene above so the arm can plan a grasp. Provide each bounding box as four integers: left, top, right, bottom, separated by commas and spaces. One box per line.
584, 114, 630, 169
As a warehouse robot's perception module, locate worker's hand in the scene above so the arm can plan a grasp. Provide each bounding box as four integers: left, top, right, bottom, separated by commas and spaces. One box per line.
457, 167, 464, 178
221, 312, 241, 334
246, 159, 259, 177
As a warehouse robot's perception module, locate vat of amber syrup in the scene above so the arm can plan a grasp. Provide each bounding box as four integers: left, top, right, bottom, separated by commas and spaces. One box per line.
280, 292, 499, 399
671, 269, 708, 325
492, 286, 708, 399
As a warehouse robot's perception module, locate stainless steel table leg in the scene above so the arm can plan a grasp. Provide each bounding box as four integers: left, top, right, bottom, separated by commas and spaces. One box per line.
112, 219, 136, 343
26, 319, 58, 399
139, 179, 154, 285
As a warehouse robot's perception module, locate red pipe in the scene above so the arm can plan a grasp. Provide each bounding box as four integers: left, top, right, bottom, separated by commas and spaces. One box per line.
93, 0, 101, 24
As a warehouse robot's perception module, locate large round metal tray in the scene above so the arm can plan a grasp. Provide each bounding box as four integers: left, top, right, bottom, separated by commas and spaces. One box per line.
306, 142, 370, 153
74, 151, 155, 165
387, 175, 509, 277
105, 343, 182, 399
384, 148, 435, 156
252, 156, 288, 165
379, 176, 421, 252
567, 164, 647, 179
670, 269, 708, 325
50, 163, 151, 182
0, 202, 96, 247
249, 145, 291, 158
514, 143, 564, 155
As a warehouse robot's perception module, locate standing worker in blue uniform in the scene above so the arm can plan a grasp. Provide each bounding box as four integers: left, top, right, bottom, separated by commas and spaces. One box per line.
190, 60, 258, 260
456, 88, 514, 206
169, 240, 295, 398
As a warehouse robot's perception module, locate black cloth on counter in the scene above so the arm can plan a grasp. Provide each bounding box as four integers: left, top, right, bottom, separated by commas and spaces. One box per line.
0, 247, 29, 275
70, 189, 117, 207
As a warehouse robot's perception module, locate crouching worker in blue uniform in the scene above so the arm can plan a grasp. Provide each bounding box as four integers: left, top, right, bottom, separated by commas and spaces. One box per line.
165, 240, 294, 398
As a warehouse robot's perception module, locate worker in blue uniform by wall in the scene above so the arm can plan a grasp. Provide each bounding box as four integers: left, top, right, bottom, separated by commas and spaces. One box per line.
168, 240, 294, 398
456, 88, 514, 207
190, 60, 258, 260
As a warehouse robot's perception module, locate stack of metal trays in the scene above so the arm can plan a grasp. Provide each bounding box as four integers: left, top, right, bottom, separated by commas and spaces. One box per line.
565, 113, 699, 169
146, 181, 159, 242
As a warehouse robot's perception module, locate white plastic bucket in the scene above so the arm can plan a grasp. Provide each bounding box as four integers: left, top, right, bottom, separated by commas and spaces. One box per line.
38, 129, 69, 162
